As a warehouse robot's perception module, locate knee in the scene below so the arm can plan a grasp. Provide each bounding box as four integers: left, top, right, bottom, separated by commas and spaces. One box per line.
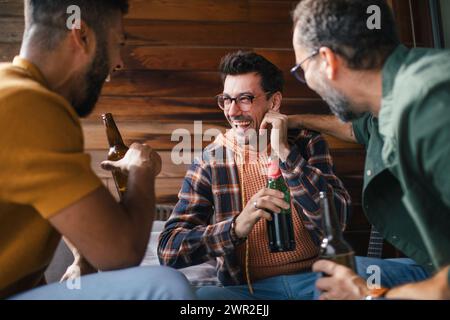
123, 266, 196, 300
142, 266, 196, 300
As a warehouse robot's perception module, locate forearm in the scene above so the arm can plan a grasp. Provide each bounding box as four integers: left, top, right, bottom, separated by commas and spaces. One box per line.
386, 266, 450, 300
121, 166, 156, 258
159, 214, 235, 268
289, 114, 356, 143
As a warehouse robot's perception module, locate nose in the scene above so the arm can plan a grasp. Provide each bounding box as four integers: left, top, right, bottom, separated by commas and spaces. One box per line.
227, 100, 241, 117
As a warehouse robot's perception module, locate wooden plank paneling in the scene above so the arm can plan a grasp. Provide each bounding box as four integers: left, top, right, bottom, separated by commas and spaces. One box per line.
89, 96, 330, 122
0, 42, 20, 62
124, 20, 293, 48
102, 70, 319, 98
124, 47, 295, 72
127, 0, 298, 23
0, 0, 23, 17
0, 16, 23, 43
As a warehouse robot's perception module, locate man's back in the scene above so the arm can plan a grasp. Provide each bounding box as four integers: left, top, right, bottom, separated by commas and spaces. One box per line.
0, 58, 101, 298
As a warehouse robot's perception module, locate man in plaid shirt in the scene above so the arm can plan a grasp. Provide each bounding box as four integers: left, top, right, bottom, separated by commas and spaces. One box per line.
158, 51, 351, 300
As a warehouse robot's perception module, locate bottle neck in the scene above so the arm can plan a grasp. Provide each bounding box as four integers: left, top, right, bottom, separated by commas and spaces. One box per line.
102, 114, 126, 148
320, 192, 344, 240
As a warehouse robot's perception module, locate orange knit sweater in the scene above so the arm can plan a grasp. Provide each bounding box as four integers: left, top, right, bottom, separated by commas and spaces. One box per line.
217, 131, 319, 283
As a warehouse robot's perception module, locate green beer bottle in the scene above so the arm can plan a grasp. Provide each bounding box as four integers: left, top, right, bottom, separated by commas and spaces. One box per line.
266, 157, 296, 252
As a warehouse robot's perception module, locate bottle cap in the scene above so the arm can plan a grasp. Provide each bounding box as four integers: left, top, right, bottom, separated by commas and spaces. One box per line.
268, 159, 282, 179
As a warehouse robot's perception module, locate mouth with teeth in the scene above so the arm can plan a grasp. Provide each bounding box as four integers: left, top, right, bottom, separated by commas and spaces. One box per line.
232, 119, 253, 132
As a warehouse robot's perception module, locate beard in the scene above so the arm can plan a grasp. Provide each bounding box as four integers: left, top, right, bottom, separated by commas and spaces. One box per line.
314, 74, 362, 122
72, 39, 110, 118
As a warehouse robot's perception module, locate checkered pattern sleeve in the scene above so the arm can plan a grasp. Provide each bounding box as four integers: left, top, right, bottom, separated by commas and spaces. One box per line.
157, 161, 235, 269
280, 131, 351, 239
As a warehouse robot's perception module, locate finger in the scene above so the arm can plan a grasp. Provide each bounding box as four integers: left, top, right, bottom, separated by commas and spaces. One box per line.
315, 276, 334, 292
312, 259, 339, 276
101, 160, 118, 171
262, 196, 290, 210
260, 188, 285, 198
255, 209, 272, 221
256, 199, 282, 214
259, 118, 270, 135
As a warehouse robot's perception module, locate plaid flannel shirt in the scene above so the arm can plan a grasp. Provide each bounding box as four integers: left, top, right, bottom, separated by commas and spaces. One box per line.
158, 129, 351, 286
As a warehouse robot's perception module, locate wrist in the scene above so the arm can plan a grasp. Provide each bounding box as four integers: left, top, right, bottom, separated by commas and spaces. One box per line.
230, 215, 247, 245
364, 287, 390, 300
278, 145, 291, 162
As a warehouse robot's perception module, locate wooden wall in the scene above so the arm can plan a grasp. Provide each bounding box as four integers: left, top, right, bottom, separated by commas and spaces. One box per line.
0, 0, 436, 257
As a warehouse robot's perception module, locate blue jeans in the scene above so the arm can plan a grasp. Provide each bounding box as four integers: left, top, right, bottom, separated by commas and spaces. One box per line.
197, 257, 430, 300
10, 266, 196, 300
354, 257, 430, 288
196, 272, 319, 300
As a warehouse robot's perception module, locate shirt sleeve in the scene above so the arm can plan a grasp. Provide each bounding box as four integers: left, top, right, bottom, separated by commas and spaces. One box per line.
280, 131, 352, 241
351, 113, 373, 146
158, 160, 235, 269
0, 90, 102, 219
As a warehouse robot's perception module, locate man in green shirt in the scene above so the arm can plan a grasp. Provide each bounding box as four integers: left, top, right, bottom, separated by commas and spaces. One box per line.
289, 0, 450, 299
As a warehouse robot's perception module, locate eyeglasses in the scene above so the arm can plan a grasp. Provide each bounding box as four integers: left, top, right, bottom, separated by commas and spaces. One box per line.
216, 92, 272, 112
290, 50, 319, 83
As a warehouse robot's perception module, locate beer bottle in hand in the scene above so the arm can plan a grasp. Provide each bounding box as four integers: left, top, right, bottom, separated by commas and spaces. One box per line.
266, 157, 296, 252
319, 191, 356, 271
102, 113, 129, 199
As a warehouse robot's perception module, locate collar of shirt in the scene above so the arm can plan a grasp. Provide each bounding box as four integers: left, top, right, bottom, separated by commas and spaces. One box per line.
12, 56, 50, 89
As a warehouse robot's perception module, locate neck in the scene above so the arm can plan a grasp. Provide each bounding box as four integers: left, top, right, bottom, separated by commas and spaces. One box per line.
347, 70, 383, 117
19, 38, 74, 103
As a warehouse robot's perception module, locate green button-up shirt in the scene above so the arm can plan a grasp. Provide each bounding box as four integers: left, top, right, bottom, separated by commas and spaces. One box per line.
352, 45, 450, 275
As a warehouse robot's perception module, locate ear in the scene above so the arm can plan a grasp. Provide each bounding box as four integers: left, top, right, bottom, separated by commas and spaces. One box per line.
68, 20, 95, 56
319, 47, 339, 81
269, 92, 282, 112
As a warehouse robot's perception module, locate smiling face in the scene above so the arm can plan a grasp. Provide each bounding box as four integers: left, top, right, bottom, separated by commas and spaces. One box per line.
223, 72, 274, 143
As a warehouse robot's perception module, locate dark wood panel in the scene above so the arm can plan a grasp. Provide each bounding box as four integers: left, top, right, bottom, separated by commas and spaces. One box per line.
391, 0, 434, 47
127, 0, 297, 23
0, 42, 20, 62
89, 96, 330, 122
124, 46, 295, 72
102, 70, 319, 98
0, 16, 23, 43
331, 149, 366, 176
249, 0, 297, 23
0, 0, 23, 17
127, 0, 248, 22
124, 20, 293, 48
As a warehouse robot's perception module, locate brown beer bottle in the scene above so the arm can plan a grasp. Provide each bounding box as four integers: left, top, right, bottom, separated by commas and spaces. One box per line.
102, 113, 129, 199
266, 157, 296, 252
319, 191, 356, 271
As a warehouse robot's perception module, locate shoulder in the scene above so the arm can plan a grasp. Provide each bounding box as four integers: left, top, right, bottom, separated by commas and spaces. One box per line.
395, 49, 450, 105
0, 86, 83, 149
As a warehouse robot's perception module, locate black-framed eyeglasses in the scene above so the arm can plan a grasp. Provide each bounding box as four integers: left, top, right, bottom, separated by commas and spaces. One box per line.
216, 92, 272, 111
290, 50, 319, 84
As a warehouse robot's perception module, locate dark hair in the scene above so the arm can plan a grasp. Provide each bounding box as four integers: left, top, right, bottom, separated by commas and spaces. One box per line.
219, 51, 284, 94
25, 0, 129, 49
292, 0, 400, 70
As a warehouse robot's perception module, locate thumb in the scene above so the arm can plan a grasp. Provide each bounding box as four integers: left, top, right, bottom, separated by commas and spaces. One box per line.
101, 160, 117, 171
